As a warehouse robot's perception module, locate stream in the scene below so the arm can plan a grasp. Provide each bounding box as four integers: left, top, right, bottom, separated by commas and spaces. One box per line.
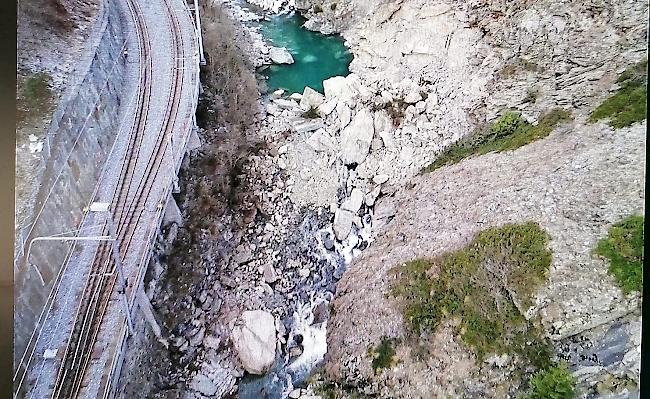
256, 12, 353, 94
230, 3, 363, 397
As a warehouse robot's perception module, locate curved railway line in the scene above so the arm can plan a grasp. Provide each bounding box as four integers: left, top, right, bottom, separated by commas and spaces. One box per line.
49, 0, 188, 396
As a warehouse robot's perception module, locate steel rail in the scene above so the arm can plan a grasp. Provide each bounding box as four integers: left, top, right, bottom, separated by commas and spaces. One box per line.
50, 0, 189, 395
49, 0, 154, 396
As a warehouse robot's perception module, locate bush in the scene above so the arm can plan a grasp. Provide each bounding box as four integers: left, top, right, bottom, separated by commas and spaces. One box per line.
422, 108, 572, 173
330, 2, 337, 10
313, 4, 323, 13
589, 59, 647, 128
391, 222, 553, 368
595, 215, 644, 294
22, 72, 51, 104
190, 1, 263, 220
369, 337, 398, 374
524, 364, 575, 399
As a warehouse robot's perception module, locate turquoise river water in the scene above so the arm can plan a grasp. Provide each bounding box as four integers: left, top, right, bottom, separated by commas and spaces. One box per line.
258, 13, 353, 94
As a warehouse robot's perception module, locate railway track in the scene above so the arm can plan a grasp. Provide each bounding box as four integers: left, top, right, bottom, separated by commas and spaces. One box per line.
49, 0, 188, 396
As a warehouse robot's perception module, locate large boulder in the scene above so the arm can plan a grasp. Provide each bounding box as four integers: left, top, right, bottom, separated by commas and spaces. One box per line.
333, 208, 355, 241
341, 188, 364, 213
340, 108, 375, 165
231, 310, 277, 374
306, 129, 337, 153
300, 86, 325, 111
323, 74, 361, 105
269, 46, 294, 64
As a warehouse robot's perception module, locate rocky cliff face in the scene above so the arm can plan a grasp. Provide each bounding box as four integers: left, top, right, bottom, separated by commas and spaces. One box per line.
280, 0, 647, 397
324, 120, 644, 398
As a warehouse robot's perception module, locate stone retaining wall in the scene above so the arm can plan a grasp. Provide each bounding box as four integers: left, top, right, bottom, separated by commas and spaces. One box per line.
14, 0, 128, 369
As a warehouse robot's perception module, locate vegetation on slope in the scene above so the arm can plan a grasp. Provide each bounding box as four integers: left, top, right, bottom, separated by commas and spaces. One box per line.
523, 364, 575, 399
369, 337, 398, 374
195, 2, 263, 214
391, 222, 553, 367
589, 60, 647, 129
391, 223, 576, 398
595, 215, 644, 295
422, 108, 572, 173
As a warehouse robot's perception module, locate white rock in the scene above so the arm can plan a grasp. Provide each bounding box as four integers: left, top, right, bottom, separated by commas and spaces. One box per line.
271, 89, 285, 98
341, 188, 364, 213
43, 349, 57, 359
404, 89, 422, 104
189, 373, 218, 396
300, 86, 325, 111
273, 98, 298, 109
365, 185, 382, 207
425, 93, 439, 114
266, 103, 281, 116
323, 74, 361, 105
318, 98, 337, 117
373, 174, 389, 184
380, 90, 393, 103
371, 136, 383, 151
289, 93, 303, 101
269, 46, 294, 64
333, 208, 354, 241
337, 102, 352, 130
373, 110, 396, 149
263, 264, 278, 284
306, 129, 336, 152
340, 108, 375, 165
231, 310, 277, 374
290, 118, 324, 134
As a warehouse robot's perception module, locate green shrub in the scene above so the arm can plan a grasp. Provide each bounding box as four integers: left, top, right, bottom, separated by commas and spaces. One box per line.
595, 215, 644, 294
422, 108, 572, 173
391, 222, 553, 368
22, 72, 52, 104
589, 59, 647, 128
330, 2, 337, 10
313, 4, 323, 13
524, 364, 575, 399
310, 373, 372, 399
369, 337, 398, 374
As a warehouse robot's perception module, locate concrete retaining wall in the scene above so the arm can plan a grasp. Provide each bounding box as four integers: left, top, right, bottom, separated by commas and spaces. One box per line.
14, 0, 128, 369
